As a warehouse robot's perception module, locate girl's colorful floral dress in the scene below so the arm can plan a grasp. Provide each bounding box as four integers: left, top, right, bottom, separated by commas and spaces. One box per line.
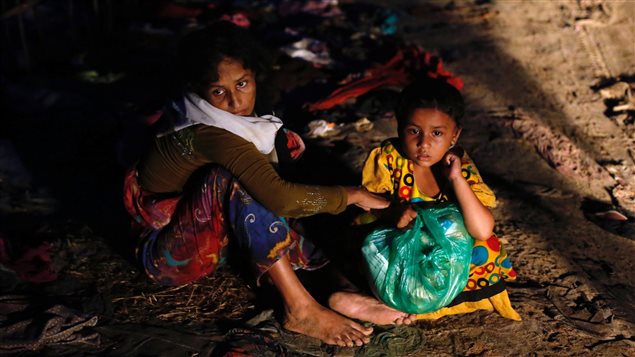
361, 139, 521, 320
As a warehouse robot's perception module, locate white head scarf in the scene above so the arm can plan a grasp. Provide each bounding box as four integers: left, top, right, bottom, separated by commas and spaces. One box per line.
161, 92, 283, 155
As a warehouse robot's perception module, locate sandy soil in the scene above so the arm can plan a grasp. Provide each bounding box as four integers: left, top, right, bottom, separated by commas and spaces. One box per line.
1, 0, 634, 356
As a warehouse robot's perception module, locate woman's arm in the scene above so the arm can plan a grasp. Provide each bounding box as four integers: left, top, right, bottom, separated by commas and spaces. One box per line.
196, 126, 387, 218
444, 152, 494, 240
346, 187, 390, 211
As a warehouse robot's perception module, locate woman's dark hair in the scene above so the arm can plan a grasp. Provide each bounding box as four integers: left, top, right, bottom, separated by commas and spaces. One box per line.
177, 21, 269, 95
395, 77, 465, 130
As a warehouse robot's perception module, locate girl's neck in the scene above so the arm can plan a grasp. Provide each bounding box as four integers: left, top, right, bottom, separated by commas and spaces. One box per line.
412, 163, 443, 198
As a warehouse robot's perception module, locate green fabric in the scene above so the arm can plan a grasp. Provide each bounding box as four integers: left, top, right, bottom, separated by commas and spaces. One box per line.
356, 324, 426, 357
362, 203, 474, 314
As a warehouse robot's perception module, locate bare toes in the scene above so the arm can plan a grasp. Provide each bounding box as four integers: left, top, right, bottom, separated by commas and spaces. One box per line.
350, 334, 368, 347
353, 324, 373, 335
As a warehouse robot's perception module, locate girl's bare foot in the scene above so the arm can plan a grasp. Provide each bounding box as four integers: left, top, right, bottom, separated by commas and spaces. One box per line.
283, 301, 373, 347
328, 291, 417, 325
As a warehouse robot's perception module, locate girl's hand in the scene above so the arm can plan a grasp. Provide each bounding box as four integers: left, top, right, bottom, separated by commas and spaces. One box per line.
443, 149, 495, 240
374, 204, 417, 229
443, 151, 463, 182
395, 206, 417, 229
346, 187, 390, 211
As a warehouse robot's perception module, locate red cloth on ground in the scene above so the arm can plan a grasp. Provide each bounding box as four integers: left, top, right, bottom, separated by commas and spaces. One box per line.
0, 234, 57, 283
155, 1, 204, 18
220, 12, 251, 28
307, 46, 464, 112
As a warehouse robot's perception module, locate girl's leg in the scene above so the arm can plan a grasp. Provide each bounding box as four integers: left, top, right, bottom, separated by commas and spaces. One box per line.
326, 265, 417, 326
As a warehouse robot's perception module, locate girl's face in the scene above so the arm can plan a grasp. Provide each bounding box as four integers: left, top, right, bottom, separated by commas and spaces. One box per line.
400, 108, 461, 168
204, 57, 256, 116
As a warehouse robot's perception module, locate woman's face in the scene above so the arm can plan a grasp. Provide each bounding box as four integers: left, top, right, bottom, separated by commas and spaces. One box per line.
204, 57, 256, 116
400, 108, 461, 168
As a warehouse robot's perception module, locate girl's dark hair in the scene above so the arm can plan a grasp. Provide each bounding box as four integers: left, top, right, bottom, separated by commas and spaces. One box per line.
177, 21, 268, 95
395, 77, 465, 130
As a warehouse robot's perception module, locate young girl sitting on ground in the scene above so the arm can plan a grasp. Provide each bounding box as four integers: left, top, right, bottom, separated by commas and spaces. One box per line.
360, 78, 521, 320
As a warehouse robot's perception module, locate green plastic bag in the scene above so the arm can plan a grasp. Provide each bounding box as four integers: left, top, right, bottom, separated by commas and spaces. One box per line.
361, 203, 474, 314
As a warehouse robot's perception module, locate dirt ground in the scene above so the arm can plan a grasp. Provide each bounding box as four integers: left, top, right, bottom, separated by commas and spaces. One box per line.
1, 0, 634, 356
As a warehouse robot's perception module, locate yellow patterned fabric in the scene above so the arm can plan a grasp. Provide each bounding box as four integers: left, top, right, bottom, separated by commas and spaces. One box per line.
416, 290, 520, 321
362, 139, 496, 207
361, 139, 520, 321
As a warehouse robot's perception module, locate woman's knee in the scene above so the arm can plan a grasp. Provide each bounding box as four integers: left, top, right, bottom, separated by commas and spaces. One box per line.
138, 229, 225, 286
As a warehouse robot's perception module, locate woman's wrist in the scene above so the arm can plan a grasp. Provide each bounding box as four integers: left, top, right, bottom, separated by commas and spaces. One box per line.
345, 186, 390, 210
345, 186, 360, 205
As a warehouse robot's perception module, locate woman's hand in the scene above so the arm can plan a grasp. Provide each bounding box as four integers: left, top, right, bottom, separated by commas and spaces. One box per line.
346, 187, 390, 211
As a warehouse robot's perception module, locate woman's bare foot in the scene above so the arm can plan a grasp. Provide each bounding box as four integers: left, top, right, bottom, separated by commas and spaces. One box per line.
266, 256, 373, 346
328, 291, 417, 325
283, 301, 373, 347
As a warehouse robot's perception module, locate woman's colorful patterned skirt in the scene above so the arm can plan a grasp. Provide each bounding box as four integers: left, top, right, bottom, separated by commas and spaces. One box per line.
123, 165, 328, 286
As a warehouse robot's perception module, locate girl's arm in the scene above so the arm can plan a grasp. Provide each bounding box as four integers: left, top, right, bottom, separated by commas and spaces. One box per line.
445, 153, 494, 240
369, 203, 418, 229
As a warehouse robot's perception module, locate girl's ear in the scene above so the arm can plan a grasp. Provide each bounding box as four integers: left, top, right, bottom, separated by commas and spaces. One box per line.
451, 127, 462, 146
